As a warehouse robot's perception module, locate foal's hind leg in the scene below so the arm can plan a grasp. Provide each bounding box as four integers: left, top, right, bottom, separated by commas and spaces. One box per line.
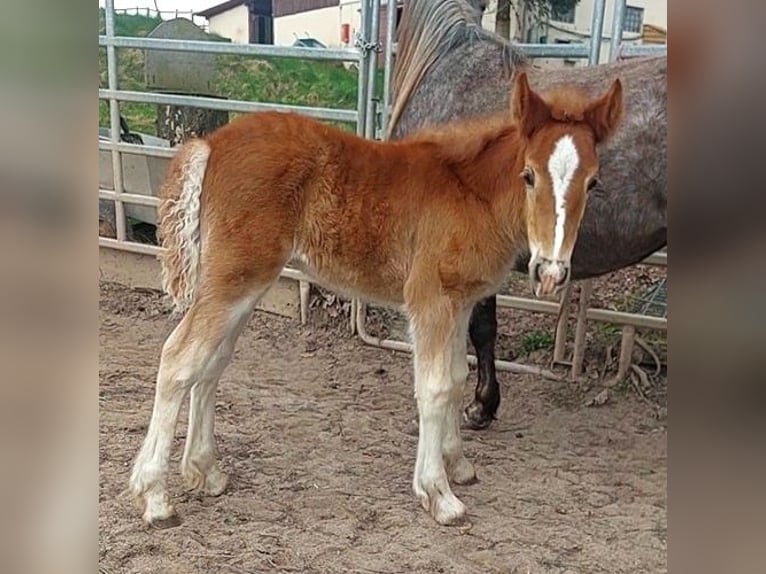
443, 308, 477, 485
180, 295, 260, 496
129, 286, 266, 527
464, 296, 500, 430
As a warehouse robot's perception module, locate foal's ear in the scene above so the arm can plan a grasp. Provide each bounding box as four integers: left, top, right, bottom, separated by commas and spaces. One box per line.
584, 78, 624, 143
511, 72, 551, 139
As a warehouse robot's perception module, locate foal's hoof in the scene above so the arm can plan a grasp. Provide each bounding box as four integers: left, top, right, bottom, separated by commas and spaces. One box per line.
148, 513, 182, 530
183, 464, 229, 497
462, 401, 495, 430
429, 493, 468, 526
141, 495, 181, 529
203, 468, 229, 497
415, 483, 468, 526
449, 457, 478, 485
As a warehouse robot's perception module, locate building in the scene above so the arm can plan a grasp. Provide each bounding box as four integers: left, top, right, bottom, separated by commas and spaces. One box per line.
482, 0, 666, 68
277, 0, 345, 47
196, 0, 274, 44
196, 0, 402, 52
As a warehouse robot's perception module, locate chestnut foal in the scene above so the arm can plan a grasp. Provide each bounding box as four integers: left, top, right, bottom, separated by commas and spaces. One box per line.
129, 72, 623, 527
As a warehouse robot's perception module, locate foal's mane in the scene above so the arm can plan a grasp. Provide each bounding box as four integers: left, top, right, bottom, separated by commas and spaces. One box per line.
388, 0, 527, 138
401, 113, 517, 167
400, 85, 597, 166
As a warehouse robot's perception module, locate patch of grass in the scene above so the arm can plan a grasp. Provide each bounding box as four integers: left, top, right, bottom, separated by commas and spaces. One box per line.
592, 322, 621, 344
518, 329, 555, 356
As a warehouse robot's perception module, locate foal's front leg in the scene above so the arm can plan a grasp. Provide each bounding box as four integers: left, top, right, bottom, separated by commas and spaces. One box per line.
409, 302, 469, 525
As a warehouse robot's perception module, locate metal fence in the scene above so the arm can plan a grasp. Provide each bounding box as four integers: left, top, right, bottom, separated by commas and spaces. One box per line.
99, 0, 666, 378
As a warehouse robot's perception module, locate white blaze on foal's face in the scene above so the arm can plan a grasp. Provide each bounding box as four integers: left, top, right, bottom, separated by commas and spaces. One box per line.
547, 135, 580, 260
521, 124, 599, 297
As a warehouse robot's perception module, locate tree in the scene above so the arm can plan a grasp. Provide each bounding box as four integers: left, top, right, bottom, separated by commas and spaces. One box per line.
496, 0, 512, 40
495, 0, 580, 42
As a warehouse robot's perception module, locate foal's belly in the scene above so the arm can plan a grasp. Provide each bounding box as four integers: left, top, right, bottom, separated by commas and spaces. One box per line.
288, 247, 408, 308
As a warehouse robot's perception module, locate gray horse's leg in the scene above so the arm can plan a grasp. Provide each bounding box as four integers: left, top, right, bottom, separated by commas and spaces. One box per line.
464, 296, 500, 429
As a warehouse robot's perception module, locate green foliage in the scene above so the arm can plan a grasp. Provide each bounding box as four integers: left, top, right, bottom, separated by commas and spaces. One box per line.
592, 322, 621, 344
214, 55, 359, 112
98, 8, 162, 37
521, 0, 580, 21
519, 329, 555, 355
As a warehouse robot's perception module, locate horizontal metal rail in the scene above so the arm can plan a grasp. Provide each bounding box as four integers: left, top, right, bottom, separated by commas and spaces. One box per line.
99, 237, 161, 256
99, 239, 313, 285
354, 303, 561, 379
515, 43, 591, 59
391, 42, 663, 61
516, 40, 666, 61
391, 41, 614, 61
496, 294, 666, 330
619, 44, 667, 58
99, 188, 159, 207
99, 89, 359, 123
99, 140, 176, 158
98, 35, 362, 62
643, 251, 667, 266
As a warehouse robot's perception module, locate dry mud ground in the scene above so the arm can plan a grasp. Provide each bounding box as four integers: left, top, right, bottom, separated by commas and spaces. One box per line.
99, 279, 666, 574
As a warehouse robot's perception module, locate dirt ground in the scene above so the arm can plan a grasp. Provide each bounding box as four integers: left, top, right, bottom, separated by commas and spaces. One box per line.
99, 278, 667, 574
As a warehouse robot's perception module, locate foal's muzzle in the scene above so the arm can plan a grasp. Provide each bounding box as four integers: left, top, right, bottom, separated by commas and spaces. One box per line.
529, 257, 570, 298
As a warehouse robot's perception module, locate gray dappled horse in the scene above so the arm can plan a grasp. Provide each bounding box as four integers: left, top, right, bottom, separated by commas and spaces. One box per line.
389, 0, 667, 429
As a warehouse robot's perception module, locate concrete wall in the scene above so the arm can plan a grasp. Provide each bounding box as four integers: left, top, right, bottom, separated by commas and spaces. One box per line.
339, 0, 362, 46
274, 5, 341, 46
272, 0, 399, 50
273, 0, 367, 48
207, 3, 250, 44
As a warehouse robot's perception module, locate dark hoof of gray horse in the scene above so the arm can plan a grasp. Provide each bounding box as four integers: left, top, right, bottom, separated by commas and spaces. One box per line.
462, 401, 495, 430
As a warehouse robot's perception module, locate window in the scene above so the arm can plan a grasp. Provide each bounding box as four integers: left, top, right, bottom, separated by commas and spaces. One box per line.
623, 6, 644, 34
551, 5, 575, 24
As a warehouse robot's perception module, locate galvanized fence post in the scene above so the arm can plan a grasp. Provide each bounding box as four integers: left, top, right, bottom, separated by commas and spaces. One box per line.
609, 0, 627, 62
588, 0, 607, 65
104, 0, 126, 243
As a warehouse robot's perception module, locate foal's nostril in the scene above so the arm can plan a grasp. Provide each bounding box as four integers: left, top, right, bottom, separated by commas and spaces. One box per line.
533, 262, 543, 282
556, 266, 570, 287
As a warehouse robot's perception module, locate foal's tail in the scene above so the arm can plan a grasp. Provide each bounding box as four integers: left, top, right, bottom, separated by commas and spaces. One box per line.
156, 139, 211, 315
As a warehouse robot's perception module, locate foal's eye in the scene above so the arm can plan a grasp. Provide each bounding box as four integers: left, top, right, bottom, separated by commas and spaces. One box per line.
587, 177, 600, 191
522, 168, 535, 188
